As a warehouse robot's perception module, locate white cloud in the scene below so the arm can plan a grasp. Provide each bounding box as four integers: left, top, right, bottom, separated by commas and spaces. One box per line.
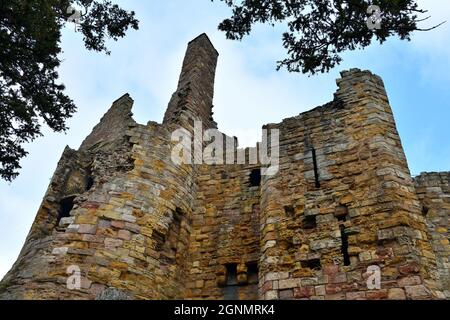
414, 0, 450, 48
408, 0, 450, 82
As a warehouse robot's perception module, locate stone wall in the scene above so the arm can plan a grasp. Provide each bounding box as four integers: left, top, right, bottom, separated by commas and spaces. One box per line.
0, 34, 218, 300
258, 69, 441, 300
415, 172, 450, 298
186, 160, 261, 299
0, 34, 448, 300
0, 94, 137, 299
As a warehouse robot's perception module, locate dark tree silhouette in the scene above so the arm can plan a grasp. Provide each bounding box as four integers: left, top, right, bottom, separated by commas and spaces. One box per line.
0, 0, 138, 181
214, 0, 444, 74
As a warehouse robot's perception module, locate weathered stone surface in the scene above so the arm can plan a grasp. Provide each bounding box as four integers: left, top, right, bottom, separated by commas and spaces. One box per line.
95, 287, 133, 300
388, 288, 406, 300
0, 35, 447, 301
414, 172, 450, 298
405, 285, 431, 299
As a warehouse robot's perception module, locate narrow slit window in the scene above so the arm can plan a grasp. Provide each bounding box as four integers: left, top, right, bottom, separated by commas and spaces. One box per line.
336, 204, 351, 266
226, 264, 238, 286
312, 147, 320, 188
223, 263, 239, 300
340, 225, 351, 266
170, 208, 183, 252
86, 176, 94, 191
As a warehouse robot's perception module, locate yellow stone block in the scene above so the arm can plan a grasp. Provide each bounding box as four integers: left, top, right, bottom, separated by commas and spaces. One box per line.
423, 250, 436, 259
140, 227, 153, 237
299, 244, 309, 253
76, 215, 98, 225
100, 210, 122, 221
436, 227, 447, 234
111, 261, 129, 271
357, 233, 376, 244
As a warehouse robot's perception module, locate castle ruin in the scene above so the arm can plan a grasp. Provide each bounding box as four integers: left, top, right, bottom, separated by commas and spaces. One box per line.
0, 34, 448, 300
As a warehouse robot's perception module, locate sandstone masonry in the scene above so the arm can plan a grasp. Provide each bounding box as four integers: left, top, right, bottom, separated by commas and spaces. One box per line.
0, 34, 448, 300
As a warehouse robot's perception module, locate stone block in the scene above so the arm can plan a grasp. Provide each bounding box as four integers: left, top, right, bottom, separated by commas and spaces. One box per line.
294, 287, 315, 298
398, 276, 422, 287
388, 288, 406, 300
118, 230, 131, 240
346, 292, 366, 300
279, 289, 293, 300
405, 285, 431, 299
78, 224, 97, 235
279, 278, 300, 290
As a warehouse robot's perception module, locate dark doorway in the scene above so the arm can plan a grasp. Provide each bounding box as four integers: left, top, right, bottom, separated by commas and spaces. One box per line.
249, 169, 261, 187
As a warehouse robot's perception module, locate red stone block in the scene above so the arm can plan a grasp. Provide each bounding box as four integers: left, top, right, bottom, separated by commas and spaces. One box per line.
111, 220, 125, 229
375, 247, 394, 259
325, 284, 343, 294
398, 262, 421, 275
118, 229, 131, 240
261, 281, 272, 294
294, 287, 315, 298
78, 224, 97, 235
342, 282, 359, 291
323, 265, 339, 276
366, 290, 388, 300
82, 202, 101, 209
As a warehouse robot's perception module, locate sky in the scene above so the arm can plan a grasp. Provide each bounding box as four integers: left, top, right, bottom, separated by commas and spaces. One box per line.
0, 0, 449, 280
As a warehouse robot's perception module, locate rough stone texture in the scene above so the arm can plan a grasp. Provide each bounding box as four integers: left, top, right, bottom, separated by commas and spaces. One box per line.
257, 69, 447, 301
0, 34, 448, 300
163, 33, 218, 130
414, 172, 450, 299
95, 287, 134, 300
186, 161, 261, 299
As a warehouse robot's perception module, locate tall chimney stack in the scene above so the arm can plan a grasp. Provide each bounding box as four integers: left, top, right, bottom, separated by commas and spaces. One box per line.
163, 33, 219, 130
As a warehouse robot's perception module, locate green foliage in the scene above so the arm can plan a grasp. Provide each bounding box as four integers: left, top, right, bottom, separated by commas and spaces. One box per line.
0, 0, 138, 181
214, 0, 439, 74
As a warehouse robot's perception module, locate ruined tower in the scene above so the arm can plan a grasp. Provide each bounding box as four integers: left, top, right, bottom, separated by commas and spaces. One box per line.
0, 34, 448, 300
163, 34, 218, 130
